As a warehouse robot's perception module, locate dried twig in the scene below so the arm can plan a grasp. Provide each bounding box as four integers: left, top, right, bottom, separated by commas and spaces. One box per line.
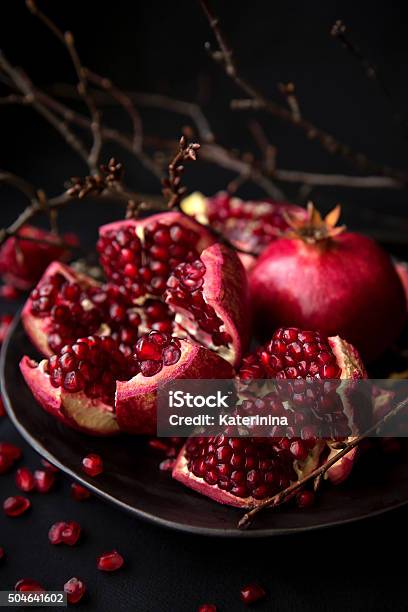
199, 0, 408, 183
238, 395, 408, 529
162, 136, 201, 209
278, 82, 301, 121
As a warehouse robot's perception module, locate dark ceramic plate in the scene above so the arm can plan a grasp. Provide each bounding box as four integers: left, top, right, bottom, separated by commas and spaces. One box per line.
2, 315, 408, 537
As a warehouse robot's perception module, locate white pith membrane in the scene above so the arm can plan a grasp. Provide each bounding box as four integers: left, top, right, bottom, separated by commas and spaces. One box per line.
173, 332, 367, 507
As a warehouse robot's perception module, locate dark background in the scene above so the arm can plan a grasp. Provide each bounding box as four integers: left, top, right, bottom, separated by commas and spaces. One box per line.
1, 1, 408, 610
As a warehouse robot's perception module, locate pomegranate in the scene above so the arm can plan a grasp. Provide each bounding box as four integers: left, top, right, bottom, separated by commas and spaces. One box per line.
64, 577, 86, 604
97, 211, 250, 366
240, 583, 266, 605
3, 495, 31, 516
0, 225, 78, 289
21, 330, 233, 435
181, 191, 306, 270
82, 453, 103, 476
96, 550, 124, 572
249, 204, 407, 361
396, 261, 408, 309
173, 328, 366, 507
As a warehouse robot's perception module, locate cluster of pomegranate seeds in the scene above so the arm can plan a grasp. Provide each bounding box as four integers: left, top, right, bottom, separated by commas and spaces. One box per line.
166, 260, 231, 347
134, 330, 182, 376
64, 577, 86, 604
97, 220, 201, 302
3, 495, 31, 517
29, 273, 105, 353
15, 467, 35, 492
15, 578, 45, 592
240, 583, 266, 605
240, 327, 341, 381
96, 550, 124, 572
48, 521, 81, 546
71, 482, 91, 501
184, 435, 297, 500
82, 453, 103, 477
45, 336, 136, 405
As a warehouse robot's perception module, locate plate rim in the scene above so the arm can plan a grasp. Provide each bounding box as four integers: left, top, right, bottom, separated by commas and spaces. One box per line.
2, 312, 408, 538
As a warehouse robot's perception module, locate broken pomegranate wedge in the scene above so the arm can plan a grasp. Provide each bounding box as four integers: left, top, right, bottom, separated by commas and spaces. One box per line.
20, 331, 234, 436
181, 191, 307, 271
97, 211, 250, 366
172, 327, 367, 507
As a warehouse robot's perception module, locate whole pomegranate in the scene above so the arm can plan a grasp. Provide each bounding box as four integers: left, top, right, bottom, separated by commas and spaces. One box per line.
249, 204, 407, 362
181, 191, 306, 271
0, 225, 78, 289
172, 327, 366, 507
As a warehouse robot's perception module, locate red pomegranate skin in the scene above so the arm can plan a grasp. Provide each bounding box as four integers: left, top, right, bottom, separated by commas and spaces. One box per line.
249, 233, 407, 362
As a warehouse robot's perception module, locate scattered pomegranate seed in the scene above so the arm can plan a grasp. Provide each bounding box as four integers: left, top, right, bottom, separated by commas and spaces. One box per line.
0, 453, 13, 474
97, 550, 124, 572
41, 459, 59, 472
159, 458, 175, 472
0, 284, 20, 300
64, 577, 86, 604
48, 521, 81, 546
0, 546, 4, 561
71, 482, 91, 501
0, 397, 5, 417
34, 469, 55, 493
148, 438, 170, 453
3, 496, 31, 517
15, 467, 36, 492
82, 453, 103, 477
240, 583, 266, 605
0, 442, 22, 461
15, 578, 45, 592
198, 605, 217, 612
0, 314, 13, 344
296, 490, 315, 508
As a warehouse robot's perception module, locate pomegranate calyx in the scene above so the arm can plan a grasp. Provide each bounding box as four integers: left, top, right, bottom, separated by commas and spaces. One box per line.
283, 202, 346, 245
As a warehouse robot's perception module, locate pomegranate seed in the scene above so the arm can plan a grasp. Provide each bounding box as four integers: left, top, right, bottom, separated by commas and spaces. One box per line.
15, 467, 36, 492
4, 496, 30, 517
296, 490, 315, 508
97, 550, 124, 572
34, 469, 55, 493
48, 521, 81, 546
198, 605, 217, 612
0, 284, 19, 300
15, 578, 45, 592
149, 438, 170, 453
0, 442, 22, 461
0, 546, 5, 561
159, 458, 175, 472
64, 577, 86, 604
71, 482, 91, 501
240, 583, 266, 605
0, 453, 13, 474
41, 459, 59, 472
0, 314, 12, 343
0, 397, 5, 417
82, 453, 103, 477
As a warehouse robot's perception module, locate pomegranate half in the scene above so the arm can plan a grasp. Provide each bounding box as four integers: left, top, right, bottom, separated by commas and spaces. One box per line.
249, 204, 407, 362
173, 327, 367, 507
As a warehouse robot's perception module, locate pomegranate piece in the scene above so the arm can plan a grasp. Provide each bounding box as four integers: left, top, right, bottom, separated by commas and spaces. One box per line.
240, 583, 266, 605
249, 204, 407, 361
116, 333, 234, 434
296, 490, 315, 508
82, 453, 103, 476
34, 469, 55, 493
3, 495, 31, 517
173, 328, 367, 506
48, 521, 81, 546
15, 578, 45, 592
198, 605, 217, 612
182, 191, 307, 271
96, 550, 124, 572
0, 225, 78, 290
64, 577, 86, 604
15, 467, 35, 492
71, 482, 91, 501
98, 212, 250, 366
0, 314, 13, 344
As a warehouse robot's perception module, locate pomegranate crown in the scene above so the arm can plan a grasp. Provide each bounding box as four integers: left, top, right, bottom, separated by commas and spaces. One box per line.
283, 202, 346, 244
